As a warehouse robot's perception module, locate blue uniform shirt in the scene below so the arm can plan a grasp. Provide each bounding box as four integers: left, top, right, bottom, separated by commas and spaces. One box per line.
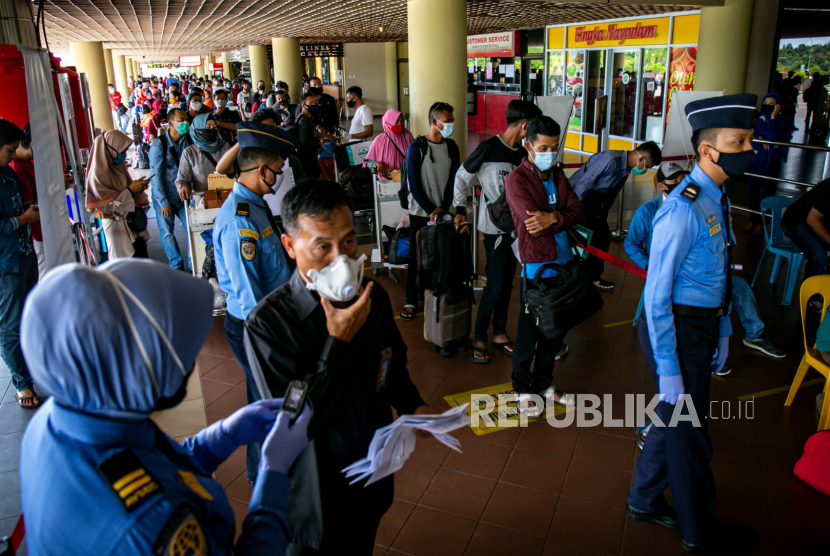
214, 182, 291, 320
623, 195, 663, 270
644, 164, 733, 377
568, 150, 631, 201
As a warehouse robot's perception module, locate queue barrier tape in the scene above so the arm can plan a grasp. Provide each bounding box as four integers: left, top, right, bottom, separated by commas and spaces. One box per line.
569, 231, 648, 280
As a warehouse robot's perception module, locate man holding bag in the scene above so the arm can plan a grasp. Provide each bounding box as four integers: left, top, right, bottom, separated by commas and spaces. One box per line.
504, 116, 585, 418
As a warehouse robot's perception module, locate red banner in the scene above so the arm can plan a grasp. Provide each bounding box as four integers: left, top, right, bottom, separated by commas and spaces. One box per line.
665, 47, 697, 128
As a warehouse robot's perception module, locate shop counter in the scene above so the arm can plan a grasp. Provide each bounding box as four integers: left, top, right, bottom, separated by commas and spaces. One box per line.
468, 90, 520, 136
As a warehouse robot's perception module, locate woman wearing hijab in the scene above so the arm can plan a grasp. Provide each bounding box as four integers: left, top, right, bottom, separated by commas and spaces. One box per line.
745, 92, 792, 235
140, 104, 161, 143
176, 113, 231, 201
20, 260, 311, 556
152, 97, 168, 124
364, 109, 414, 180
86, 130, 151, 259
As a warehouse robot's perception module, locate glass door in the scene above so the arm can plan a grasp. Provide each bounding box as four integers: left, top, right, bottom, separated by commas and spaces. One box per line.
583, 50, 606, 135
638, 48, 668, 143
609, 49, 640, 138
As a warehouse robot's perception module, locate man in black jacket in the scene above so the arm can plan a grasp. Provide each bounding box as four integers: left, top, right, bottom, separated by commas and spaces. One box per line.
244, 180, 428, 554
308, 77, 340, 133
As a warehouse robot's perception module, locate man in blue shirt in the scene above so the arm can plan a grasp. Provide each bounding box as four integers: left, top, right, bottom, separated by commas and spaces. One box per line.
625, 95, 758, 554
149, 109, 192, 270
0, 119, 41, 408
568, 141, 661, 290
213, 122, 298, 483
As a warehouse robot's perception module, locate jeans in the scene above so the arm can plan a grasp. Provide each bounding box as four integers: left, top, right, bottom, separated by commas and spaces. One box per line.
475, 233, 517, 342
224, 314, 259, 483
731, 275, 764, 340
512, 281, 566, 394
405, 214, 430, 307
782, 224, 829, 279
154, 201, 188, 269
113, 111, 129, 133
0, 253, 38, 391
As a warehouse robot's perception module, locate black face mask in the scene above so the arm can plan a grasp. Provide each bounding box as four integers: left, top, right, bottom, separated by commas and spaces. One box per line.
258, 85, 265, 91
346, 99, 356, 108
196, 128, 218, 142
153, 375, 190, 411
760, 104, 775, 115
708, 146, 755, 178
279, 99, 288, 107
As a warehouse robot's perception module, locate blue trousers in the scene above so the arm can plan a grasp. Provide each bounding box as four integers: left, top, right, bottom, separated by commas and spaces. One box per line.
475, 233, 516, 342
0, 253, 38, 391
629, 313, 719, 545
782, 224, 829, 279
224, 314, 260, 483
731, 275, 764, 340
154, 201, 188, 270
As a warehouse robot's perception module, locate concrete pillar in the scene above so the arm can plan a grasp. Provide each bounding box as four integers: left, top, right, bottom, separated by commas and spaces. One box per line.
103, 48, 115, 86
407, 0, 467, 157
744, 0, 779, 100
384, 42, 399, 112
222, 52, 234, 80
202, 55, 212, 79
113, 53, 128, 100
695, 0, 755, 95
70, 41, 113, 132
133, 59, 141, 79
271, 38, 302, 99
249, 45, 270, 89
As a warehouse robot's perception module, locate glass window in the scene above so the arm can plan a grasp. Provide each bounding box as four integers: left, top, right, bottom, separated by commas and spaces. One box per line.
638, 48, 668, 142
547, 51, 565, 96
583, 50, 606, 135
564, 50, 585, 131
610, 50, 639, 138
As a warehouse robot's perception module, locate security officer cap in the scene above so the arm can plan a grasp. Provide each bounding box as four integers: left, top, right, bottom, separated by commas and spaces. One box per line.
684, 93, 758, 132
236, 121, 298, 160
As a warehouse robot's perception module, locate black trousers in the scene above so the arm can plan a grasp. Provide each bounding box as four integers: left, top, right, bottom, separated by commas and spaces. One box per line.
224, 314, 261, 482
581, 190, 615, 282
474, 233, 517, 342
512, 280, 566, 394
405, 214, 430, 307
628, 313, 719, 545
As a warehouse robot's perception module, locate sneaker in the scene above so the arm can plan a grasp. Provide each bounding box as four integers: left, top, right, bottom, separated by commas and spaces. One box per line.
555, 343, 568, 360
712, 364, 732, 377
742, 334, 787, 358
635, 421, 653, 449
808, 299, 823, 313
593, 278, 615, 291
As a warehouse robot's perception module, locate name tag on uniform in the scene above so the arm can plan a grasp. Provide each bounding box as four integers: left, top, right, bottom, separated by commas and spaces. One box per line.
710, 223, 722, 236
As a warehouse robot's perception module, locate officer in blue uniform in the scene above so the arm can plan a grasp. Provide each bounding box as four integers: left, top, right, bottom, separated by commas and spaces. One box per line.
213, 121, 298, 483
625, 95, 758, 554
19, 260, 311, 555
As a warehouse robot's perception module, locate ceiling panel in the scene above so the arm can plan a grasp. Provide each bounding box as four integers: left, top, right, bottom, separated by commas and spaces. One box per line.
34, 0, 693, 60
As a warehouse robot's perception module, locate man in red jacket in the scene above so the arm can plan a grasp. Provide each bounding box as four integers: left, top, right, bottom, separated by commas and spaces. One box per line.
505, 115, 585, 418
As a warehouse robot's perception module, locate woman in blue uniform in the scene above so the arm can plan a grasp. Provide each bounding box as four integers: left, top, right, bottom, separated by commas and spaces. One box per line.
19, 260, 310, 555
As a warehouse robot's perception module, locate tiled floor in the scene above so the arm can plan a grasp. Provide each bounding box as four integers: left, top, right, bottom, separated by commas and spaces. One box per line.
2, 121, 830, 554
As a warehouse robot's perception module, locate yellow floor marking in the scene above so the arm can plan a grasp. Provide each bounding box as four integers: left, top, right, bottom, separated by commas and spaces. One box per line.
737, 378, 824, 401
604, 319, 635, 328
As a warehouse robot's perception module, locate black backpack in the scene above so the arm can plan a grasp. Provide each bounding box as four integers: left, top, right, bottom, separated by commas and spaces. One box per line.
397, 136, 428, 209
481, 188, 515, 233
416, 221, 473, 292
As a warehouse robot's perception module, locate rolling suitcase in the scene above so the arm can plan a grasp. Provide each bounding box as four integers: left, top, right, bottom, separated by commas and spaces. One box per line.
424, 287, 473, 358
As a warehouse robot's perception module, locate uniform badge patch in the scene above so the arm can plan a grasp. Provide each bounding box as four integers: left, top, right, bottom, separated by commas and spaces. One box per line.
241, 237, 256, 261
236, 202, 250, 217
707, 215, 716, 225
262, 226, 273, 238
710, 223, 722, 236
681, 184, 700, 201
177, 470, 213, 501
153, 505, 206, 556
97, 449, 163, 513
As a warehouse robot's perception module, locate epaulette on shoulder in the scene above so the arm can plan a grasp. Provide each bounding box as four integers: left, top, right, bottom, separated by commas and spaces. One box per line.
679, 183, 700, 202
236, 202, 250, 216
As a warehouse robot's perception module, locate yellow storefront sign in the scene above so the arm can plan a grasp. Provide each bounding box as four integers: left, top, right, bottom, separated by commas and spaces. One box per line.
444, 382, 574, 436
567, 17, 670, 48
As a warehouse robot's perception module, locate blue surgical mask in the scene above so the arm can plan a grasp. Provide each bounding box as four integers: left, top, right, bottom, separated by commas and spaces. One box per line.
632, 158, 648, 176
176, 122, 190, 135
113, 152, 127, 165
530, 145, 555, 172
438, 121, 454, 139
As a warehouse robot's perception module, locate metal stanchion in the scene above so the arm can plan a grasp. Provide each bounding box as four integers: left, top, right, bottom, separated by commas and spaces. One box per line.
611, 174, 628, 240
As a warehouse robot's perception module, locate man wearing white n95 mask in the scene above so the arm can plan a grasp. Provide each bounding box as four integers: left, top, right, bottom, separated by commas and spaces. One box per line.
244, 179, 430, 554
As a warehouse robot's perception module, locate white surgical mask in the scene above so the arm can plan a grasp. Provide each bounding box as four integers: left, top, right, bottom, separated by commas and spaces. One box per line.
190, 101, 203, 111
306, 254, 367, 302
529, 144, 556, 172
437, 120, 454, 138
216, 99, 228, 108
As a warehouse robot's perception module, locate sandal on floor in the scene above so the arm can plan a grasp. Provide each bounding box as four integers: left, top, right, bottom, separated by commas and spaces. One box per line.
515, 393, 544, 418
399, 305, 417, 321
470, 344, 490, 364
16, 391, 42, 409
493, 340, 515, 356
540, 386, 576, 408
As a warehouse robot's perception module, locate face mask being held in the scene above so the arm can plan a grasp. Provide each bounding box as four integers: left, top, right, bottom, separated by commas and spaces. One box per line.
708, 146, 755, 178
529, 144, 555, 172
306, 254, 368, 302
